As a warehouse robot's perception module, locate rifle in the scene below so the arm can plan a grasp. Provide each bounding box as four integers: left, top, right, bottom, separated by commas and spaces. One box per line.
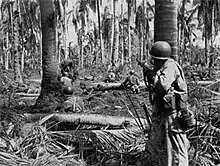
136, 59, 155, 105
136, 59, 153, 73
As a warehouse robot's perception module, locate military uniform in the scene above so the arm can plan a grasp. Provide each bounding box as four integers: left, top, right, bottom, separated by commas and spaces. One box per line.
146, 41, 190, 166
123, 70, 140, 94
106, 70, 116, 83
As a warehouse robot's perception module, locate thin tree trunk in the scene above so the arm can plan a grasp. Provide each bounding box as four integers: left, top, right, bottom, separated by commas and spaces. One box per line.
59, 0, 68, 59
109, 0, 114, 67
180, 0, 186, 62
112, 0, 119, 67
80, 39, 84, 68
5, 32, 9, 70
154, 0, 178, 60
139, 24, 144, 61
121, 0, 124, 66
145, 0, 149, 60
14, 0, 24, 84
208, 4, 215, 70
34, 0, 65, 113
97, 0, 104, 63
128, 0, 131, 66
205, 8, 209, 66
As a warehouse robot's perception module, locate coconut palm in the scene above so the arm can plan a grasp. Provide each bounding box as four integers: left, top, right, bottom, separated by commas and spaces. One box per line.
111, 0, 120, 67
197, 0, 220, 67
34, 0, 65, 112
127, 0, 132, 66
154, 0, 178, 60
135, 0, 154, 61
178, 1, 199, 62
13, 0, 24, 84
0, 0, 41, 75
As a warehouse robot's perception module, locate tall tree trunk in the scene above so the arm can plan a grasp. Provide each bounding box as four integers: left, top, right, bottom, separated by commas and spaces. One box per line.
112, 0, 119, 67
109, 0, 114, 67
5, 32, 9, 70
205, 6, 210, 66
79, 35, 84, 68
97, 0, 104, 63
139, 24, 144, 61
34, 0, 65, 112
121, 0, 124, 66
208, 4, 215, 70
180, 0, 186, 63
59, 0, 68, 59
127, 0, 131, 66
14, 0, 24, 84
144, 0, 149, 60
154, 0, 178, 60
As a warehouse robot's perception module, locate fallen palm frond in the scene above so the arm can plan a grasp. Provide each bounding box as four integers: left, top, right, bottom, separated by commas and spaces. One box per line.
188, 84, 220, 165
206, 80, 220, 90
0, 151, 85, 166
3, 123, 145, 165
0, 151, 31, 166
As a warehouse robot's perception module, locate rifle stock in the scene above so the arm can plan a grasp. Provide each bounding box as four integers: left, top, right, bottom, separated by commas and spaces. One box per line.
136, 59, 154, 105
136, 59, 154, 76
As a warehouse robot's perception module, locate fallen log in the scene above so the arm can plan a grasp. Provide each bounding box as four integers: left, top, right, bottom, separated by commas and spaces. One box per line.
196, 80, 215, 86
24, 113, 148, 128
15, 93, 40, 97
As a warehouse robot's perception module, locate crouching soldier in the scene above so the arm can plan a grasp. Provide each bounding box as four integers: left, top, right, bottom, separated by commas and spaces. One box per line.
122, 70, 140, 94
60, 59, 84, 112
105, 68, 116, 83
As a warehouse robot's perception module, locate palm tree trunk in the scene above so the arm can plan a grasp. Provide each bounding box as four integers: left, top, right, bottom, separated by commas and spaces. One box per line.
154, 0, 178, 60
79, 36, 84, 68
145, 0, 149, 60
205, 7, 210, 66
139, 24, 144, 61
127, 0, 131, 66
14, 0, 24, 84
34, 0, 65, 112
5, 32, 9, 70
121, 0, 124, 66
109, 0, 114, 67
112, 0, 119, 67
97, 0, 104, 63
180, 0, 186, 62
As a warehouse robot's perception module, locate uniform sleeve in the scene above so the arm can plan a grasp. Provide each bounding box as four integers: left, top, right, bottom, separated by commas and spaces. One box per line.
136, 76, 140, 85
154, 62, 177, 94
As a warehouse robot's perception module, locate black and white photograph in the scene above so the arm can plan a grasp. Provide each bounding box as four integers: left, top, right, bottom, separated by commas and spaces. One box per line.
0, 0, 220, 165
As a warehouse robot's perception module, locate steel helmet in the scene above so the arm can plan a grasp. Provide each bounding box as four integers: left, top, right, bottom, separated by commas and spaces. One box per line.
150, 41, 171, 60
62, 85, 74, 95
130, 69, 135, 75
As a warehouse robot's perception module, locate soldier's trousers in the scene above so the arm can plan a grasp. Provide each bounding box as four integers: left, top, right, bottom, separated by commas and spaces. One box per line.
149, 111, 189, 166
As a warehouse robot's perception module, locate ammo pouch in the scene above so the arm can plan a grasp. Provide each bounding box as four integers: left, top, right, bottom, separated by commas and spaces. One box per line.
175, 93, 196, 129
163, 92, 196, 129
163, 93, 176, 116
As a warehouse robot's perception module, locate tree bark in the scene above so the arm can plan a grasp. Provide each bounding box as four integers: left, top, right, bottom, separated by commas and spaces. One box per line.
109, 0, 114, 67
34, 0, 65, 113
154, 0, 178, 60
13, 0, 24, 84
180, 0, 186, 62
127, 0, 132, 66
112, 0, 119, 67
121, 0, 124, 66
97, 0, 104, 63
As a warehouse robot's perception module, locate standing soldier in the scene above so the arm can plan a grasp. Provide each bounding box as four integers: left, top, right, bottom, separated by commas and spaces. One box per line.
142, 41, 194, 166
